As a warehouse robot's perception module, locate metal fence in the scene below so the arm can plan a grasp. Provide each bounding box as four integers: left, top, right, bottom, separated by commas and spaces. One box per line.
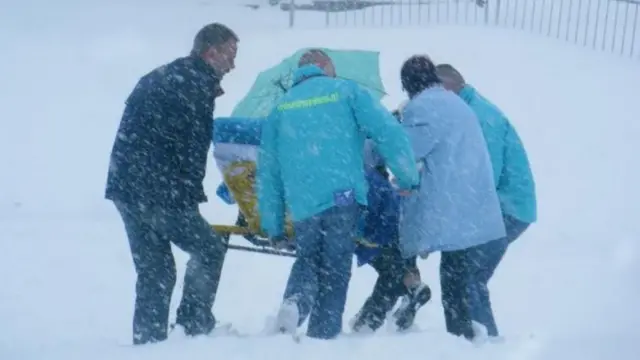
302, 0, 640, 59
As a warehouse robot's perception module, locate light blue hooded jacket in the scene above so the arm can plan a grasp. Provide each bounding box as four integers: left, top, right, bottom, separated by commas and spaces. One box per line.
459, 85, 537, 223
257, 65, 419, 238
399, 86, 506, 257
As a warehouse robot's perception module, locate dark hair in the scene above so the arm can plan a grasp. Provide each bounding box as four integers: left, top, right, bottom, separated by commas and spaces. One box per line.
400, 55, 442, 98
191, 23, 239, 56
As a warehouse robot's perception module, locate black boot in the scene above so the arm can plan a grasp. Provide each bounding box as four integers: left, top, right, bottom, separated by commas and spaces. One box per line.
174, 306, 216, 337
350, 305, 386, 333
393, 283, 431, 331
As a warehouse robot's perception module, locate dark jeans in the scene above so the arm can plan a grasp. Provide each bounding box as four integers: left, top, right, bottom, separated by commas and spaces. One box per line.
282, 204, 360, 339
440, 215, 530, 340
355, 246, 419, 331
467, 215, 530, 336
440, 248, 475, 340
114, 201, 228, 345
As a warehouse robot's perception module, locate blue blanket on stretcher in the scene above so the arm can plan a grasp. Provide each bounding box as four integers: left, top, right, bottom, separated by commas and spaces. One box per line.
354, 168, 400, 266
212, 116, 262, 205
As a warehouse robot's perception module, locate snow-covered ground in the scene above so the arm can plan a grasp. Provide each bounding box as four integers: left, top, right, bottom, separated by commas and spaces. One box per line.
1, 1, 640, 359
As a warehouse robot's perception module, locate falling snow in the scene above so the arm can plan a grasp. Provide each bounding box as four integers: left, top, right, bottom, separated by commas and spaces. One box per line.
1, 0, 640, 360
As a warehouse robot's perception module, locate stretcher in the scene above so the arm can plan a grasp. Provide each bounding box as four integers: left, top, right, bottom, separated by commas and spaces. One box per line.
210, 117, 297, 257
209, 117, 384, 258
209, 48, 389, 258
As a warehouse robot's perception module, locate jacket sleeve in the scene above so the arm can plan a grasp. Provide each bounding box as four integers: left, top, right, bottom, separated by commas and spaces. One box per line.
349, 84, 420, 191
499, 122, 535, 194
256, 109, 286, 238
363, 139, 383, 170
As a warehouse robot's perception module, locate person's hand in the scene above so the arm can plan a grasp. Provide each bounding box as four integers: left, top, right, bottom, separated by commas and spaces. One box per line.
390, 161, 422, 196
397, 99, 409, 113
391, 177, 418, 196
270, 235, 286, 248
270, 235, 294, 250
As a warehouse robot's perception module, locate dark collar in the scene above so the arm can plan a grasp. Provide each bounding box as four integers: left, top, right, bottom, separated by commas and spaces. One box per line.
188, 55, 224, 98
213, 83, 225, 98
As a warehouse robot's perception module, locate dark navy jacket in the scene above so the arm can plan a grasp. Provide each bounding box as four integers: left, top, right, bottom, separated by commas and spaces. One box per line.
355, 168, 400, 266
105, 55, 224, 207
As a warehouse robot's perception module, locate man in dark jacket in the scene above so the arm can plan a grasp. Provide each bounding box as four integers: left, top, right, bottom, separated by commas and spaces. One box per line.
105, 23, 239, 345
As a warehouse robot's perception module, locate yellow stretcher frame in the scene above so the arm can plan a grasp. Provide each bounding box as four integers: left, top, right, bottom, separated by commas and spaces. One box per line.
210, 161, 297, 257
209, 161, 382, 258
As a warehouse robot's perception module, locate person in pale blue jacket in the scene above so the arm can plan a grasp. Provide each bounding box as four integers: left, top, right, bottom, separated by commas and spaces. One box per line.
257, 50, 420, 340
398, 55, 506, 340
436, 63, 537, 338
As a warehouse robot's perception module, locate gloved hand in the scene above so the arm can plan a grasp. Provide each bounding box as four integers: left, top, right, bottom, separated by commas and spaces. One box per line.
392, 109, 402, 122
390, 161, 423, 196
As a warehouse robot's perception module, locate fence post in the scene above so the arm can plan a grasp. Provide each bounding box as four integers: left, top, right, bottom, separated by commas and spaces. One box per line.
288, 0, 295, 28
485, 0, 491, 25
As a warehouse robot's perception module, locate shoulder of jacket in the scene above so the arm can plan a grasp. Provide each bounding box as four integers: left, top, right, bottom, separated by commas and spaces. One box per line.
404, 92, 432, 112
147, 59, 186, 87
297, 77, 355, 100
474, 99, 510, 128
307, 76, 353, 94
330, 77, 361, 95
159, 57, 188, 74
471, 94, 505, 114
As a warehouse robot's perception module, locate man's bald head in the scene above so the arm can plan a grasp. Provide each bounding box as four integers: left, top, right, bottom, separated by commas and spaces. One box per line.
435, 64, 466, 93
298, 49, 337, 77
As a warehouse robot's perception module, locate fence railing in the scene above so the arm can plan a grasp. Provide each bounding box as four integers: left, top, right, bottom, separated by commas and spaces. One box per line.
287, 0, 640, 59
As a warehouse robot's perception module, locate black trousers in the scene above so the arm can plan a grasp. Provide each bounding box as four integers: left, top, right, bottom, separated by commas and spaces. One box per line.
114, 201, 228, 345
440, 248, 475, 340
355, 246, 418, 330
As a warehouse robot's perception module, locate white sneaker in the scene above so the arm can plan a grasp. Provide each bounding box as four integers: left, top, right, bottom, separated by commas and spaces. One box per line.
276, 299, 300, 335
471, 321, 489, 346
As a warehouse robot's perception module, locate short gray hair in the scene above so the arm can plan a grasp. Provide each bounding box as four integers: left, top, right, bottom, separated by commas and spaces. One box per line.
434, 64, 465, 86
191, 23, 239, 55
298, 49, 332, 68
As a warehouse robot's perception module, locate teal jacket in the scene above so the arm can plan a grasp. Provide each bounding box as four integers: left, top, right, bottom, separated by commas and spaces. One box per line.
460, 85, 537, 223
257, 65, 419, 237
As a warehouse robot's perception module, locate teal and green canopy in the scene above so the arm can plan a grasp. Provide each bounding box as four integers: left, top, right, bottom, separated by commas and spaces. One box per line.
231, 48, 386, 118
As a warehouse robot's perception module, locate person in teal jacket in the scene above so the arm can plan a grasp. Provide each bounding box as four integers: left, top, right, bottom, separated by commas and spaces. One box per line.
436, 63, 537, 338
258, 50, 420, 340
